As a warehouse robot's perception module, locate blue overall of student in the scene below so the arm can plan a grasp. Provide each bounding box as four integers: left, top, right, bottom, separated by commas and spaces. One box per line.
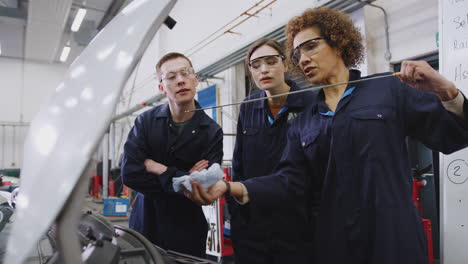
121, 52, 223, 258
228, 38, 316, 264
187, 8, 468, 264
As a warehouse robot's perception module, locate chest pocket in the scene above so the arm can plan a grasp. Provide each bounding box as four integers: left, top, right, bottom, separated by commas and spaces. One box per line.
349, 106, 396, 149
241, 127, 262, 159
242, 127, 259, 136
300, 129, 320, 160
349, 106, 394, 121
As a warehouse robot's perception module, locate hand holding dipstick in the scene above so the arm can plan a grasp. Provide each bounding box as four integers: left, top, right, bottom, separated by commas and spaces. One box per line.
188, 65, 459, 113
187, 72, 402, 112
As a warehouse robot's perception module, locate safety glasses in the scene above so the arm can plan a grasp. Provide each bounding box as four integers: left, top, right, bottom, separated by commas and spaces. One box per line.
290, 37, 323, 65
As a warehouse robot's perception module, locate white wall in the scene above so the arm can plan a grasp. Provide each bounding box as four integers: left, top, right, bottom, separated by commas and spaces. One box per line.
0, 124, 28, 169
0, 57, 67, 168
0, 57, 67, 122
0, 58, 22, 122
364, 0, 438, 73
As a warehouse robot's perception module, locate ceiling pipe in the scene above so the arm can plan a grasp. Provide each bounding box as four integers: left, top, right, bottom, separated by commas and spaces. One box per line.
358, 0, 391, 61
184, 0, 275, 56
184, 0, 267, 55
197, 0, 375, 78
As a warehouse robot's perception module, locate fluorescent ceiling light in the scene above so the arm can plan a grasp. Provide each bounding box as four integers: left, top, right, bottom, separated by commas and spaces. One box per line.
60, 46, 71, 62
71, 8, 87, 32
0, 42, 2, 55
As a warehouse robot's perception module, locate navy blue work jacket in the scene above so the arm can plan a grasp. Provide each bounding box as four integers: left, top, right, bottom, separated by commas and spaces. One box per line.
244, 70, 468, 264
121, 102, 223, 257
231, 80, 317, 242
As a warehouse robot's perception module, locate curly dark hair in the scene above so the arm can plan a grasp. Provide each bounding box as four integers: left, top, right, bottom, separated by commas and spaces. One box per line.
285, 7, 365, 72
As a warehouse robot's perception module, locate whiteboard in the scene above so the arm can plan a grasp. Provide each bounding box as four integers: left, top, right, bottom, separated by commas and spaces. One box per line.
439, 0, 468, 263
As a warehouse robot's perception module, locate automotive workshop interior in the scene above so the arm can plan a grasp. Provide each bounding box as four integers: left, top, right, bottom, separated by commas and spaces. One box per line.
0, 0, 467, 263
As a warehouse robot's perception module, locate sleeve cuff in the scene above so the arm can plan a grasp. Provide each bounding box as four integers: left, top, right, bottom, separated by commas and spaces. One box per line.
233, 182, 249, 205
442, 90, 465, 119
159, 166, 178, 192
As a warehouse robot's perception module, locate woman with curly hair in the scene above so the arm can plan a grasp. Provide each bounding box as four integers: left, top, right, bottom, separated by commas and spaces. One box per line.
188, 7, 467, 264
279, 8, 466, 263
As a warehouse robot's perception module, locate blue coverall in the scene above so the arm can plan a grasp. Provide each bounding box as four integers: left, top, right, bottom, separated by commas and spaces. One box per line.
243, 70, 468, 264
121, 102, 223, 257
231, 80, 317, 264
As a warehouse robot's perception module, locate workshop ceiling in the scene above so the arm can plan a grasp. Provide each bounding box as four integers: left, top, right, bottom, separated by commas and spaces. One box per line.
0, 0, 129, 63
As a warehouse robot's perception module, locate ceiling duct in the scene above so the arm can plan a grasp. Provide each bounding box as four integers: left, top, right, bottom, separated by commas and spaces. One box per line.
24, 0, 73, 62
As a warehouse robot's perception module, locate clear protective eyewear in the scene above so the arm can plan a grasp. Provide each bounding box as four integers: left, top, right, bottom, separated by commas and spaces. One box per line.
291, 37, 323, 65
248, 55, 285, 72
160, 67, 195, 83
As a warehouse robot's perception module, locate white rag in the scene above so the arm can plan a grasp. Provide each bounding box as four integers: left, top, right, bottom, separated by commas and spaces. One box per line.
172, 163, 224, 193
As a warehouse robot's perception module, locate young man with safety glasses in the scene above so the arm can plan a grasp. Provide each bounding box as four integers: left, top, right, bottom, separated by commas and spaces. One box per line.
121, 52, 223, 258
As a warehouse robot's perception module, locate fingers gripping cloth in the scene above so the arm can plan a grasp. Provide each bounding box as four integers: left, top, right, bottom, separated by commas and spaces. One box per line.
172, 163, 224, 193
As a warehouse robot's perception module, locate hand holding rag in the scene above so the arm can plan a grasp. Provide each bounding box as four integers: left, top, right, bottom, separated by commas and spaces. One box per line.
172, 163, 224, 193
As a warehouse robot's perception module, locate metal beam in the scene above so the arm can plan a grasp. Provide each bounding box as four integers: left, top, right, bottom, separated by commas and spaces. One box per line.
111, 94, 166, 122
0, 121, 29, 126
0, 6, 26, 19
102, 132, 109, 198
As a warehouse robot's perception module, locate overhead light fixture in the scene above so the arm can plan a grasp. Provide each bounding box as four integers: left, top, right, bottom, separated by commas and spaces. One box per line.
60, 46, 71, 62
71, 8, 87, 32
0, 42, 2, 56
